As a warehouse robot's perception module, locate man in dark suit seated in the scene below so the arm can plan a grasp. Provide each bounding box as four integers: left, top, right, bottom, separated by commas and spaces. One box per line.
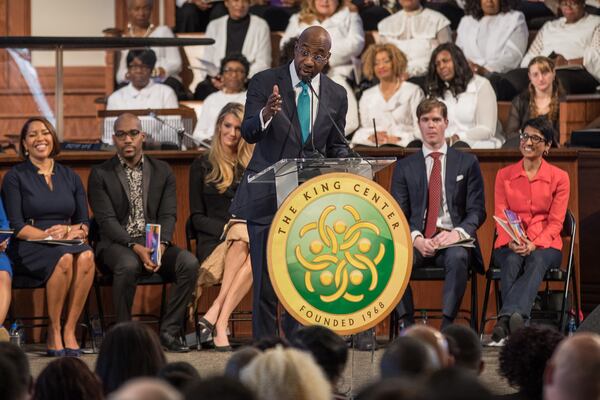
391, 98, 486, 329
88, 113, 199, 352
230, 26, 352, 340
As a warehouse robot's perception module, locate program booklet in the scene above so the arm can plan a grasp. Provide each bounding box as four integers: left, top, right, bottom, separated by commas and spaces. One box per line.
145, 224, 161, 266
493, 209, 528, 244
220, 218, 246, 240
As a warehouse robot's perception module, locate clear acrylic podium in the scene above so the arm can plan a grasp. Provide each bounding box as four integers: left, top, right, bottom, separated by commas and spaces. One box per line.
248, 157, 396, 206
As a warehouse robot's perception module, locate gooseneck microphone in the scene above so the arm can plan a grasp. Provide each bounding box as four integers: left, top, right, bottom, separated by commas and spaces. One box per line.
302, 77, 361, 158
148, 110, 208, 150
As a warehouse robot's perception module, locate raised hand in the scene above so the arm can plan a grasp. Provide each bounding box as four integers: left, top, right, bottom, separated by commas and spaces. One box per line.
262, 85, 282, 122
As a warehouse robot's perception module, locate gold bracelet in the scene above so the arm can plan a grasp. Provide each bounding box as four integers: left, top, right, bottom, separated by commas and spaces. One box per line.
66, 225, 72, 235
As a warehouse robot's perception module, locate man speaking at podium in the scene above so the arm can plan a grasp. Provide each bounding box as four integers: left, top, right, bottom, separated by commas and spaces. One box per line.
230, 26, 352, 340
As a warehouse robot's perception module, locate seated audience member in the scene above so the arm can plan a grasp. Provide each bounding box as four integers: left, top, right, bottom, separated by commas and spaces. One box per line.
116, 0, 186, 100
380, 336, 440, 380
291, 325, 348, 397
0, 355, 26, 400
157, 362, 200, 392
422, 367, 493, 400
441, 324, 484, 375
391, 99, 486, 328
352, 44, 424, 147
355, 378, 420, 400
403, 325, 453, 367
88, 113, 199, 353
184, 376, 255, 400
1, 118, 94, 357
33, 358, 103, 400
505, 56, 561, 144
192, 55, 249, 143
499, 326, 563, 400
240, 346, 332, 400
377, 0, 451, 79
544, 332, 600, 400
249, 0, 301, 31
0, 198, 11, 339
349, 0, 393, 31
109, 378, 182, 400
427, 43, 502, 148
0, 342, 32, 400
194, 0, 271, 100
280, 0, 363, 134
491, 117, 569, 343
95, 322, 167, 395
175, 0, 227, 32
517, 0, 600, 94
107, 49, 178, 111
224, 346, 262, 378
190, 103, 254, 351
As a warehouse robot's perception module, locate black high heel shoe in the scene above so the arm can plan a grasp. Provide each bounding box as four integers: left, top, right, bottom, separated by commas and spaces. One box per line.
197, 317, 215, 344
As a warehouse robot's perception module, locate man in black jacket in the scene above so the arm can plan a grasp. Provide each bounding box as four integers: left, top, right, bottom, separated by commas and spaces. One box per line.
88, 113, 198, 352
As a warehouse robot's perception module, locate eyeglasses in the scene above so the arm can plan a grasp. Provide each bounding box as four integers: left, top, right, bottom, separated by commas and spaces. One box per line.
296, 48, 328, 64
519, 132, 546, 144
222, 67, 246, 75
114, 129, 142, 139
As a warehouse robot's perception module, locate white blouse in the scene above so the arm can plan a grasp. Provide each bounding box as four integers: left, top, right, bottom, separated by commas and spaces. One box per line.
116, 25, 182, 84
440, 75, 502, 149
522, 14, 600, 80
106, 80, 179, 110
456, 11, 528, 73
377, 7, 451, 78
191, 90, 248, 142
352, 81, 424, 147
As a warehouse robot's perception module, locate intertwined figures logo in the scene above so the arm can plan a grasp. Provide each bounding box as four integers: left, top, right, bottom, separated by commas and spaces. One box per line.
296, 204, 385, 304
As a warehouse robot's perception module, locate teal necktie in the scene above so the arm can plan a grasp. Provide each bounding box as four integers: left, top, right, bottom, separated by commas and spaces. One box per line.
297, 81, 310, 144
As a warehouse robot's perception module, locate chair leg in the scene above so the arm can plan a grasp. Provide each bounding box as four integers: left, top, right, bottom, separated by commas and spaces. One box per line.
572, 268, 581, 326
94, 282, 106, 334
158, 283, 167, 327
470, 272, 478, 332
479, 276, 492, 339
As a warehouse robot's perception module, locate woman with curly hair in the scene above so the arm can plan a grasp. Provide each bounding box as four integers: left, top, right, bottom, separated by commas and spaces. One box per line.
499, 326, 564, 400
505, 56, 561, 144
426, 43, 501, 148
351, 44, 424, 147
456, 0, 528, 76
189, 102, 254, 351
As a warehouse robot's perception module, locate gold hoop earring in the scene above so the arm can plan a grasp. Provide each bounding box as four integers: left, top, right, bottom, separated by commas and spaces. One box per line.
543, 150, 549, 156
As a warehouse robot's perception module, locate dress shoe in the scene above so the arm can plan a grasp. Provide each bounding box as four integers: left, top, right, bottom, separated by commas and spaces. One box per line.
509, 312, 525, 334
492, 316, 509, 343
65, 348, 82, 357
160, 333, 190, 353
46, 349, 66, 357
197, 317, 215, 343
214, 344, 233, 352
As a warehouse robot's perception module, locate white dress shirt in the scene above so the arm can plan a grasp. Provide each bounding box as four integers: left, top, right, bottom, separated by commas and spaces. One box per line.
106, 80, 178, 111
456, 11, 528, 73
352, 81, 424, 147
192, 90, 247, 142
378, 7, 451, 78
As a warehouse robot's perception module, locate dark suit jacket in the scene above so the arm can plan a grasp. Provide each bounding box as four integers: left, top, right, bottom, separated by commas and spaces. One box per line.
87, 155, 177, 256
230, 64, 351, 224
391, 147, 487, 272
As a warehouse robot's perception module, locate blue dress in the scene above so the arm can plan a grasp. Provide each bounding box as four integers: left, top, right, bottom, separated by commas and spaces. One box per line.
0, 198, 12, 276
1, 160, 92, 287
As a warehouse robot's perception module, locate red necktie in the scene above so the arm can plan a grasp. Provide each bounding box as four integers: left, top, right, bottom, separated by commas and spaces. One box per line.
424, 152, 442, 238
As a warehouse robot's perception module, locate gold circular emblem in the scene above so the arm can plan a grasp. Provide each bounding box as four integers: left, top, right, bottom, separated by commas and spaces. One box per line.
267, 172, 413, 335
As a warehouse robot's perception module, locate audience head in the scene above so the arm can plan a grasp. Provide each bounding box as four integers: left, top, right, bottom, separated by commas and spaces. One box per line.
108, 378, 182, 400
225, 346, 262, 379
19, 117, 60, 161
544, 332, 600, 400
528, 56, 560, 121
225, 0, 250, 20
559, 0, 586, 23
279, 37, 299, 66
499, 325, 563, 400
0, 354, 26, 400
127, 0, 153, 28
0, 342, 32, 398
184, 376, 256, 400
253, 335, 290, 351
520, 116, 556, 156
294, 27, 332, 82
219, 53, 250, 93
240, 346, 332, 400
157, 362, 200, 392
380, 335, 440, 380
403, 325, 452, 367
427, 43, 473, 99
356, 378, 420, 400
416, 98, 449, 150
422, 367, 493, 400
300, 0, 344, 23
399, 0, 422, 12
113, 113, 145, 164
126, 49, 157, 90
362, 44, 408, 82
291, 325, 348, 385
464, 0, 519, 19
442, 324, 484, 375
95, 321, 167, 395
33, 357, 103, 400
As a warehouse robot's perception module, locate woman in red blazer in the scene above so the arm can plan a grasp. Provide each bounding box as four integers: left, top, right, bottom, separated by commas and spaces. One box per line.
491, 116, 570, 343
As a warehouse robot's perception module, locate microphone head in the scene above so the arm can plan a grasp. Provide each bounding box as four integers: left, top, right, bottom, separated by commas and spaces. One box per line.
301, 74, 313, 85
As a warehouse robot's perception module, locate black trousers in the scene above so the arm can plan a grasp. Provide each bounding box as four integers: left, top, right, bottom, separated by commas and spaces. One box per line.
99, 239, 199, 336
494, 246, 562, 318
396, 246, 470, 323
247, 222, 300, 340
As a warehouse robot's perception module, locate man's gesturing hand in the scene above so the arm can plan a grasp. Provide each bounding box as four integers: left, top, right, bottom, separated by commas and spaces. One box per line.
262, 85, 282, 122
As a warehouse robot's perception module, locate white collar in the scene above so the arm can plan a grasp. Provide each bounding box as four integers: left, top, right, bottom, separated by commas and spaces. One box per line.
289, 61, 320, 91
126, 79, 154, 96
422, 141, 448, 158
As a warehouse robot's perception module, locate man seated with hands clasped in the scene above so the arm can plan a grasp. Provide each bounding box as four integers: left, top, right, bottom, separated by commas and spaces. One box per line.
391, 98, 486, 329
